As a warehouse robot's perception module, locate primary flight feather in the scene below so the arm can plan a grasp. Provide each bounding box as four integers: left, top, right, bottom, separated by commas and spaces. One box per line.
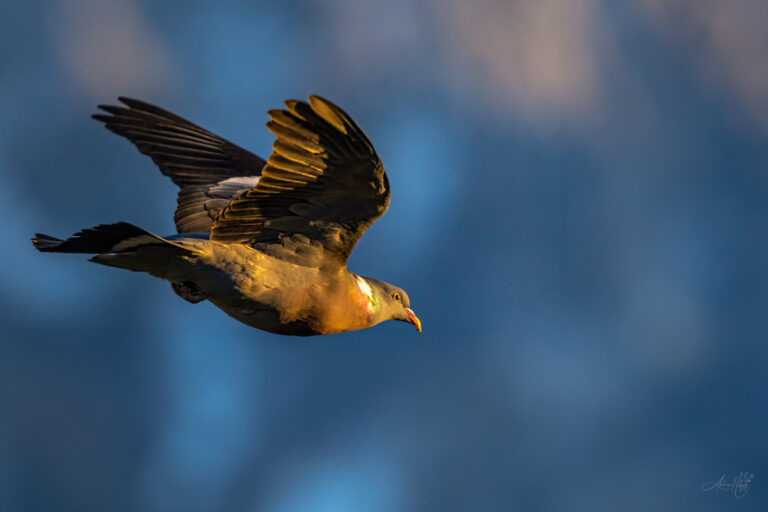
32, 96, 421, 336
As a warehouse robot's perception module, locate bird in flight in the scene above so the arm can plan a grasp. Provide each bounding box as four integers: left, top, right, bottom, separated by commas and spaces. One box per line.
32, 96, 421, 336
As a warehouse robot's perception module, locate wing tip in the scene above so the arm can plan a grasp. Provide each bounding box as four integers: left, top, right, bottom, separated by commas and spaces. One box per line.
307, 95, 350, 134
94, 104, 124, 117
307, 94, 328, 106
117, 96, 149, 110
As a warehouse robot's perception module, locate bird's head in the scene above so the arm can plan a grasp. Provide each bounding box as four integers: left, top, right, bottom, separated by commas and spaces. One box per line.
355, 276, 421, 333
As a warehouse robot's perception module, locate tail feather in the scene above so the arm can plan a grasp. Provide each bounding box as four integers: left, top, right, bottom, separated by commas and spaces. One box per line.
32, 222, 186, 254
31, 234, 64, 251
33, 222, 199, 282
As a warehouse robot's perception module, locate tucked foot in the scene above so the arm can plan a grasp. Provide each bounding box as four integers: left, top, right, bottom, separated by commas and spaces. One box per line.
171, 281, 209, 304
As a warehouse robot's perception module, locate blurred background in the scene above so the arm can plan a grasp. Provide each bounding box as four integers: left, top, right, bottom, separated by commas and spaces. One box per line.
2, 0, 768, 510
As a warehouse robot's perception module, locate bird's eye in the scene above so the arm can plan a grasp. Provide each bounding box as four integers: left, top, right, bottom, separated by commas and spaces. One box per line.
393, 293, 400, 301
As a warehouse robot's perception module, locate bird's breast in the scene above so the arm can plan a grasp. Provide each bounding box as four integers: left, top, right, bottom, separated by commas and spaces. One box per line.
200, 247, 371, 335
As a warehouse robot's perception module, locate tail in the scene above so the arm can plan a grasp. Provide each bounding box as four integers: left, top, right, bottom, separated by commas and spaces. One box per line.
33, 222, 181, 254
32, 222, 197, 278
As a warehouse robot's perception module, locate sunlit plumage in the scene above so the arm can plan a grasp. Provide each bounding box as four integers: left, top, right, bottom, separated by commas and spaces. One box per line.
32, 96, 421, 336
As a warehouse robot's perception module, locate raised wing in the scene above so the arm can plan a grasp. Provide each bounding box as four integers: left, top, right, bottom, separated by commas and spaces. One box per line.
210, 95, 390, 265
173, 176, 260, 233
93, 97, 266, 233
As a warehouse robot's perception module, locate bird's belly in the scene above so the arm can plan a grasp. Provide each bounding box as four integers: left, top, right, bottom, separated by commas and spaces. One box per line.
209, 293, 367, 336
206, 297, 318, 336
187, 246, 366, 335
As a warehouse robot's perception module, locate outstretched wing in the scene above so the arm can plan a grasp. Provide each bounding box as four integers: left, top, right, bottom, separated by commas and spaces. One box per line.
210, 95, 389, 265
172, 176, 260, 233
93, 97, 266, 233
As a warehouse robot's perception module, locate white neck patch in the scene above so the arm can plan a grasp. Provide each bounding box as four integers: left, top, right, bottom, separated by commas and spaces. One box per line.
355, 276, 376, 312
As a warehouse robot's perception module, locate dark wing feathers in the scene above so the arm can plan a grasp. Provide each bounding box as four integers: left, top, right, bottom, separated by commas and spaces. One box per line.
210, 95, 389, 264
173, 177, 259, 233
92, 95, 388, 264
93, 97, 266, 233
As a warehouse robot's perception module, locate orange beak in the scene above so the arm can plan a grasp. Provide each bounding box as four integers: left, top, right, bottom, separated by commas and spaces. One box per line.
406, 308, 422, 333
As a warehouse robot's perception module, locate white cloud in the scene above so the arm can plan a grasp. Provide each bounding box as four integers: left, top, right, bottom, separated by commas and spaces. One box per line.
637, 0, 768, 130
435, 0, 603, 122
50, 0, 174, 100
318, 0, 605, 124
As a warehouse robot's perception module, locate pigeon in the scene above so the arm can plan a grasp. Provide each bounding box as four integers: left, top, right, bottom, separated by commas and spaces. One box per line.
32, 96, 421, 336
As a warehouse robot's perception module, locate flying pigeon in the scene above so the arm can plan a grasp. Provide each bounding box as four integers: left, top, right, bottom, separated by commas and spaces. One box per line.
32, 96, 421, 336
